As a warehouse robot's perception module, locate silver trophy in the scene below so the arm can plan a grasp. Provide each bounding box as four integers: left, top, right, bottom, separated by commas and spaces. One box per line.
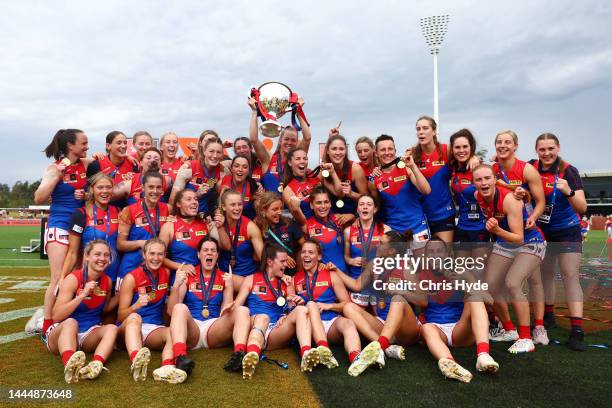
253, 82, 293, 138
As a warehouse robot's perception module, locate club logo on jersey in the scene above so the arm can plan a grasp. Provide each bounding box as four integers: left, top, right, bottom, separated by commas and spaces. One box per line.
96, 219, 105, 226
161, 169, 169, 175
253, 286, 267, 295
311, 228, 323, 236
379, 180, 389, 190
121, 173, 134, 181
182, 231, 191, 239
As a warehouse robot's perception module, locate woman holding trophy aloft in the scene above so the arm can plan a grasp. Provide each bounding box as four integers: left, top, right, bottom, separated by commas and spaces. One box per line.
247, 82, 312, 193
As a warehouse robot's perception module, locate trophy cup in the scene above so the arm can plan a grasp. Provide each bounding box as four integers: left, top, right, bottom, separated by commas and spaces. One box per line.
250, 82, 308, 138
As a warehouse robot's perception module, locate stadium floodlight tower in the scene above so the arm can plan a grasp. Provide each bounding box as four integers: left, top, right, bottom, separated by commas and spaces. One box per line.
420, 14, 450, 125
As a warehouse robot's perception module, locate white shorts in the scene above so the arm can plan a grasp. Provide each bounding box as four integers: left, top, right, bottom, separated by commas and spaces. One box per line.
44, 227, 69, 249
350, 292, 371, 307
411, 227, 430, 250
322, 316, 339, 335
492, 241, 547, 261
431, 322, 458, 346
141, 323, 165, 343
77, 325, 101, 349
193, 318, 219, 350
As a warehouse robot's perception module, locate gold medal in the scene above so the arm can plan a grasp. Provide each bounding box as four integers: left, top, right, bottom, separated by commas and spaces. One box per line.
201, 307, 210, 319
61, 158, 71, 166
148, 292, 156, 301
397, 160, 406, 169
378, 298, 386, 310
336, 199, 345, 208
321, 169, 330, 178
276, 297, 286, 307
277, 184, 284, 193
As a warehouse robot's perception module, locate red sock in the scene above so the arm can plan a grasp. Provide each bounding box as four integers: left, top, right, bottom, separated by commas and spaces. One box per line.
518, 325, 531, 339
570, 317, 583, 331
378, 336, 390, 351
476, 342, 490, 356
502, 320, 516, 331
316, 340, 329, 348
162, 359, 174, 367
129, 350, 138, 363
42, 319, 53, 334
349, 350, 360, 363
246, 344, 261, 356
61, 350, 75, 366
173, 342, 187, 358
300, 345, 311, 357
234, 343, 246, 353
534, 319, 544, 327
93, 355, 106, 364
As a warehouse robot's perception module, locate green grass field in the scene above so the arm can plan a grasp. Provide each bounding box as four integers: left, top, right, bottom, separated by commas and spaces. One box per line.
0, 226, 610, 407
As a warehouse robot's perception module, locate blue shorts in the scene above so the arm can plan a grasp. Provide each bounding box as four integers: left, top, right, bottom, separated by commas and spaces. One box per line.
453, 228, 491, 250
542, 225, 582, 253
428, 215, 456, 234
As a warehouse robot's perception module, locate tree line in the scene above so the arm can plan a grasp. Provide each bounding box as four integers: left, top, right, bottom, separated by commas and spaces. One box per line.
0, 180, 41, 208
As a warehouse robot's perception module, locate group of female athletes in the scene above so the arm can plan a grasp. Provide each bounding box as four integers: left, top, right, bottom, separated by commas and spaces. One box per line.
33, 98, 588, 385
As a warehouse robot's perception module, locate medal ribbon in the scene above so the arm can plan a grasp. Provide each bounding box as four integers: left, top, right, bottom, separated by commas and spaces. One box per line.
92, 205, 111, 241
263, 273, 284, 303
142, 202, 160, 237
303, 267, 320, 302
199, 267, 217, 308
225, 217, 243, 259
358, 220, 376, 261
142, 265, 158, 291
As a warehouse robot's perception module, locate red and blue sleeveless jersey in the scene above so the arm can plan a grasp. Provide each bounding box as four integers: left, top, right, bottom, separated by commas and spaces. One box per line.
69, 269, 112, 332
167, 217, 209, 267
419, 269, 464, 324
492, 159, 528, 188
160, 158, 185, 181
220, 175, 257, 220
451, 167, 486, 231
218, 216, 256, 277
128, 266, 169, 325
48, 160, 87, 230
118, 202, 171, 279
246, 272, 288, 325
348, 221, 385, 279
359, 162, 373, 179
417, 144, 455, 222
69, 206, 121, 281
331, 161, 358, 215
183, 266, 225, 321
127, 173, 169, 206
287, 175, 319, 220
476, 186, 544, 245
293, 268, 338, 321
372, 269, 405, 321
187, 160, 222, 215
261, 152, 284, 192
532, 160, 582, 233
374, 166, 427, 233
305, 215, 346, 272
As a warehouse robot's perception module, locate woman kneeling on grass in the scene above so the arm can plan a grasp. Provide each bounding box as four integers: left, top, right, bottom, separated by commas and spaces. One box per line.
118, 238, 186, 383
166, 237, 251, 379
419, 238, 499, 383
48, 240, 118, 383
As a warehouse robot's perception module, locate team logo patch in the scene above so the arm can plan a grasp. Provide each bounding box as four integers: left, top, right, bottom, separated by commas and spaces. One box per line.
96, 219, 105, 226
182, 231, 191, 239
72, 225, 84, 233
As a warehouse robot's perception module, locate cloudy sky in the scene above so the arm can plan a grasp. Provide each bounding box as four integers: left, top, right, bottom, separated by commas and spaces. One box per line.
1, 0, 610, 185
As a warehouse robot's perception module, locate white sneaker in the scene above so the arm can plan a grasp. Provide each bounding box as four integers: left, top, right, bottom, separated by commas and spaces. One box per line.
508, 338, 535, 354
532, 326, 549, 345
301, 348, 320, 372
348, 341, 381, 377
79, 360, 106, 380
384, 345, 406, 361
490, 329, 518, 342
153, 365, 187, 384
130, 347, 151, 382
438, 357, 472, 383
316, 345, 339, 369
64, 351, 86, 384
25, 308, 44, 335
476, 353, 499, 373
242, 351, 259, 380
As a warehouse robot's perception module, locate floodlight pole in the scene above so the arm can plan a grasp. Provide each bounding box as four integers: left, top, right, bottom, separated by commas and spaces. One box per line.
420, 15, 449, 126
